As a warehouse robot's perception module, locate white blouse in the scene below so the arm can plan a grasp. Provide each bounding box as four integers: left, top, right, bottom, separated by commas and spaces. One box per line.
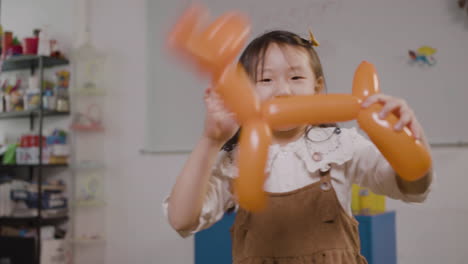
163, 127, 433, 238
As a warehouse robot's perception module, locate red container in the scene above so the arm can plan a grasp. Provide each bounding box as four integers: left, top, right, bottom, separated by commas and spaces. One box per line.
32, 135, 46, 147
23, 37, 38, 55
20, 134, 32, 147
20, 134, 46, 147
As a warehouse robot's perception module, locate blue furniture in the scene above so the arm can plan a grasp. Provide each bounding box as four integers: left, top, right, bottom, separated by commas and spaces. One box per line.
195, 213, 236, 264
355, 211, 397, 264
195, 211, 396, 264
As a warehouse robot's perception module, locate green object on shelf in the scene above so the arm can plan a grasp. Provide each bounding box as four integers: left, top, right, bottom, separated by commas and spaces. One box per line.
2, 144, 17, 165
12, 37, 21, 46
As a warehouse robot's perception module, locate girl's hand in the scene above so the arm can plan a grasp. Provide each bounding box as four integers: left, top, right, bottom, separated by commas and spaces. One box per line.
362, 94, 423, 140
203, 88, 239, 145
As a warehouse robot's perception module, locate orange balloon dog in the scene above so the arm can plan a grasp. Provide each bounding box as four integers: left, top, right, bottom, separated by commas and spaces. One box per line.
168, 5, 432, 211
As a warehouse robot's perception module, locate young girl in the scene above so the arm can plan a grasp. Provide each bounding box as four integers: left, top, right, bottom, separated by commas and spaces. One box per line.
163, 30, 434, 264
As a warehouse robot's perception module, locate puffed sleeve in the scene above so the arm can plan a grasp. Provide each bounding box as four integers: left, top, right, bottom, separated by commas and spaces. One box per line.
162, 150, 237, 238
346, 128, 433, 203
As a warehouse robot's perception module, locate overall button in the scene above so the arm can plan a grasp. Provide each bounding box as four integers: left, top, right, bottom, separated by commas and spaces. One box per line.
321, 181, 331, 191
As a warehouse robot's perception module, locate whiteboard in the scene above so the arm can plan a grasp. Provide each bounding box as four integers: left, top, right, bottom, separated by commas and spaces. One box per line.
145, 0, 468, 152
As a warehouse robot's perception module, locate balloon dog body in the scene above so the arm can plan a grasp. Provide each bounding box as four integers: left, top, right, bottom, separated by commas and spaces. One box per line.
168, 5, 432, 211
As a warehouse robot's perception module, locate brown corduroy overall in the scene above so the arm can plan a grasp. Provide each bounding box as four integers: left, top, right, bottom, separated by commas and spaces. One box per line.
231, 171, 368, 264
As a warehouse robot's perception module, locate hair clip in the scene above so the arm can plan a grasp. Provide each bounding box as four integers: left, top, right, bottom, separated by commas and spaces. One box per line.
308, 29, 320, 47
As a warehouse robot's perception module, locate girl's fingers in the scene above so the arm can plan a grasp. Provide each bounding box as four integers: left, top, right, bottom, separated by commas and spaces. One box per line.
408, 120, 422, 139
379, 100, 402, 119
394, 111, 411, 131
362, 94, 391, 108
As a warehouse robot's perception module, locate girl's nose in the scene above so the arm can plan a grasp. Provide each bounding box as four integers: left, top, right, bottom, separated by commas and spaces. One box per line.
275, 80, 292, 97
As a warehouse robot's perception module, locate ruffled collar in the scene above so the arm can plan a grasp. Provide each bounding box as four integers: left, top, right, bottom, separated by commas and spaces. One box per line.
216, 127, 358, 178
266, 127, 355, 173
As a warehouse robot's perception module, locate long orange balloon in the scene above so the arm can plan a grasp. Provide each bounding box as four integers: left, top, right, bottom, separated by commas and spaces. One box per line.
192, 13, 250, 79
167, 6, 205, 64
262, 94, 360, 129
234, 120, 272, 211
353, 63, 432, 181
167, 5, 250, 80
351, 61, 380, 99
168, 6, 432, 212
216, 64, 260, 124
358, 104, 431, 181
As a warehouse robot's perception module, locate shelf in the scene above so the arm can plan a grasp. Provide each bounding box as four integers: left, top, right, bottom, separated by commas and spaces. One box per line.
1, 55, 69, 72
0, 163, 68, 169
0, 109, 70, 120
0, 216, 68, 226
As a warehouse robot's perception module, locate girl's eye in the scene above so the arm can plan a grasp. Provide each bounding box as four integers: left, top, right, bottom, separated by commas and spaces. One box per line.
291, 76, 304, 80
258, 78, 272, 83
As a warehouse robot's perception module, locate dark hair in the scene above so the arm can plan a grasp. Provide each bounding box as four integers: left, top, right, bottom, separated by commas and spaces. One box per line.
221, 30, 335, 152
239, 30, 324, 85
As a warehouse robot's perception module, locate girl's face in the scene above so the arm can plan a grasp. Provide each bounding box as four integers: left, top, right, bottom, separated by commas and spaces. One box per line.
254, 43, 322, 102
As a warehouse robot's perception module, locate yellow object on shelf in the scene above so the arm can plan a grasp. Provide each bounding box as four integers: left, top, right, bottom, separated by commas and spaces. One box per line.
351, 184, 386, 215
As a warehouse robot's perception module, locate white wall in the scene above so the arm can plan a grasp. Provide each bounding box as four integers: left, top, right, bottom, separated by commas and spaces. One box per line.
386, 149, 468, 264
1, 1, 468, 264
146, 0, 468, 152
85, 1, 194, 262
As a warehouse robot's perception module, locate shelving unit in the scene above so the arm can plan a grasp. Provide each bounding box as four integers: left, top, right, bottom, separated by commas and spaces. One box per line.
0, 55, 70, 264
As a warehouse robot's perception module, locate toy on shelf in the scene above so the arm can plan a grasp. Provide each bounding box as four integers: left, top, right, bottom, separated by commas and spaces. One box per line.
46, 129, 70, 164
50, 39, 66, 59
16, 134, 48, 165
24, 87, 41, 110
0, 69, 71, 113
15, 129, 69, 165
38, 71, 71, 112
9, 37, 24, 56
3, 179, 68, 218
2, 143, 18, 165
2, 78, 24, 112
54, 70, 70, 112
1, 31, 25, 58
